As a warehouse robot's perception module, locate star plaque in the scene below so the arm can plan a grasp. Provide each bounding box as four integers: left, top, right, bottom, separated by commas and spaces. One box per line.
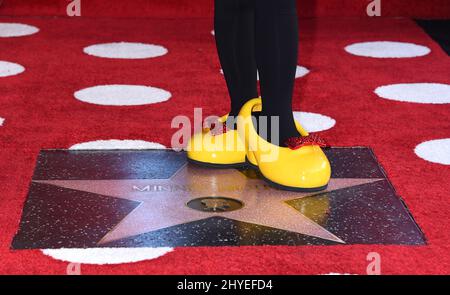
12, 148, 425, 249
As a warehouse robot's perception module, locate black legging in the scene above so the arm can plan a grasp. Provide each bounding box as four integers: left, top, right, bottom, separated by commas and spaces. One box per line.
214, 0, 300, 145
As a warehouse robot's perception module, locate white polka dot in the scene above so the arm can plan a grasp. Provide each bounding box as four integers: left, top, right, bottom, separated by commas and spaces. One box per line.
211, 30, 215, 36
345, 41, 430, 58
0, 61, 25, 77
375, 83, 450, 104
322, 273, 357, 275
83, 42, 168, 59
295, 66, 310, 78
69, 140, 166, 150
0, 23, 39, 37
74, 85, 172, 106
415, 138, 450, 165
42, 248, 173, 265
0, 117, 4, 126
293, 112, 336, 133
220, 65, 309, 80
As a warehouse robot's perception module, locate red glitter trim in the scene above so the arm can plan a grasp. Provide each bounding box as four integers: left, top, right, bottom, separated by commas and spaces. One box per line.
285, 134, 328, 150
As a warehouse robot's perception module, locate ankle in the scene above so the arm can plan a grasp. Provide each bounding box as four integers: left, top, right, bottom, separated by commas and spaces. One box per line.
252, 113, 300, 147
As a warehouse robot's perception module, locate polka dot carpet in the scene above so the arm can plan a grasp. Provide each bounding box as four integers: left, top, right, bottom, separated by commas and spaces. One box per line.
0, 15, 449, 274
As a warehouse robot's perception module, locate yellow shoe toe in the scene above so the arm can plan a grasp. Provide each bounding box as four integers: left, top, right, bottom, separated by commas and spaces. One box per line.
256, 145, 331, 191
187, 127, 246, 168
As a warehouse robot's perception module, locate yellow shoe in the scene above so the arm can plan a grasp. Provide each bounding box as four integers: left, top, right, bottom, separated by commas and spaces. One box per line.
186, 114, 247, 168
237, 98, 331, 192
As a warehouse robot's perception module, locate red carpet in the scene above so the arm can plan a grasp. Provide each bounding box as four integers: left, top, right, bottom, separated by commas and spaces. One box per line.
1, 3, 450, 274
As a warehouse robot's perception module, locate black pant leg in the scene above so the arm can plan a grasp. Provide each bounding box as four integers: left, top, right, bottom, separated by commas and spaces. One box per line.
254, 0, 300, 145
214, 0, 258, 118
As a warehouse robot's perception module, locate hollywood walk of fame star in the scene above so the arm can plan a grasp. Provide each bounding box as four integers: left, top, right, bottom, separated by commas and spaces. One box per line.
34, 164, 383, 245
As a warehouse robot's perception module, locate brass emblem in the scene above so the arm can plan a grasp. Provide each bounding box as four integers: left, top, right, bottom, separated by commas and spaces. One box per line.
187, 197, 244, 213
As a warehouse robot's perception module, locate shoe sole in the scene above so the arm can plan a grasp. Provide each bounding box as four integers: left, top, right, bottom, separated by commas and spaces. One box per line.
188, 156, 328, 192
245, 157, 329, 193
187, 157, 247, 169
245, 156, 259, 170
